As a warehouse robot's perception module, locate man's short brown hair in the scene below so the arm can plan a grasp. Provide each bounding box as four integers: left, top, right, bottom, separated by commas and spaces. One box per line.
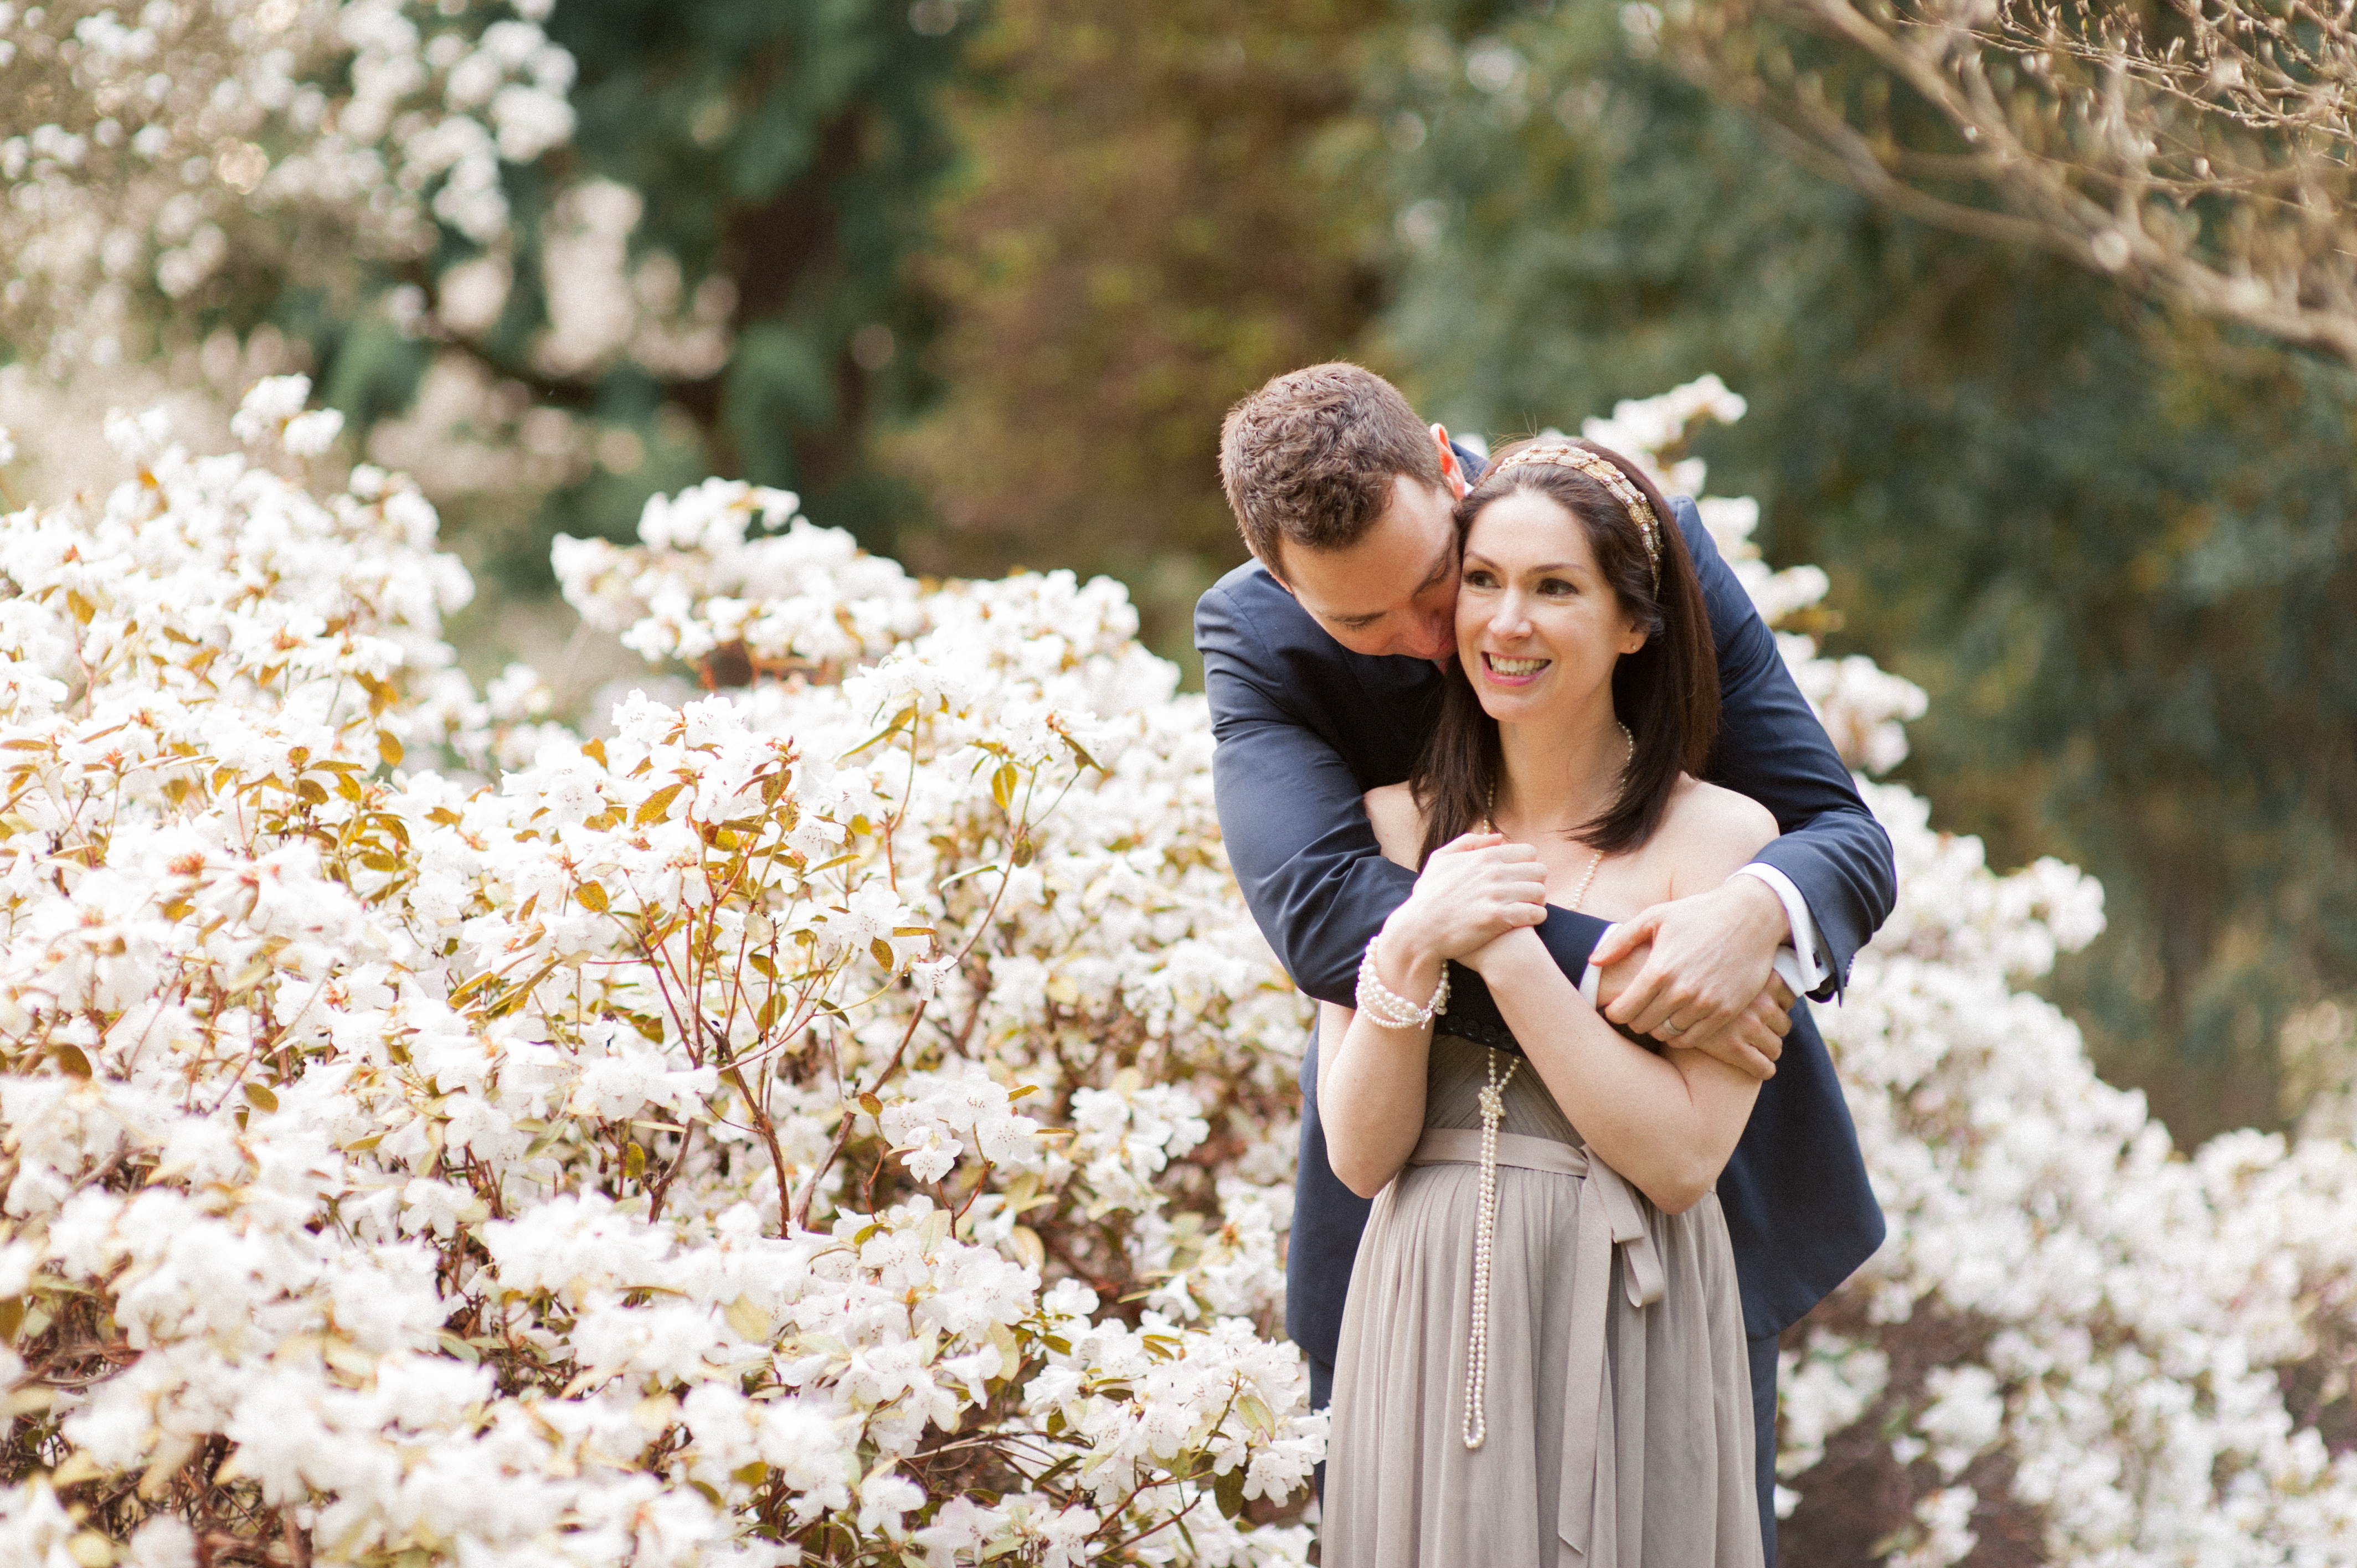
1219, 363, 1444, 575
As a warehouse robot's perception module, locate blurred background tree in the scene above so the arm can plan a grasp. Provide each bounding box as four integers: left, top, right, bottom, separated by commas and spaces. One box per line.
882, 0, 1393, 664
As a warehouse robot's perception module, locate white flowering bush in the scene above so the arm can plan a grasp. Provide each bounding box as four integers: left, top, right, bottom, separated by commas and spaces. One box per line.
0, 0, 734, 525
0, 369, 2353, 1566
0, 377, 1320, 1565
0, 0, 575, 374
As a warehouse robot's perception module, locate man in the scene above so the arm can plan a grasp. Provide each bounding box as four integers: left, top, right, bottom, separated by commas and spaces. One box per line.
1196, 363, 1891, 1562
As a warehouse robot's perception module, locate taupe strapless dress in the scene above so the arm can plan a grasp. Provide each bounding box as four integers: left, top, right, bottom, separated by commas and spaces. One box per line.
1322, 1033, 1762, 1568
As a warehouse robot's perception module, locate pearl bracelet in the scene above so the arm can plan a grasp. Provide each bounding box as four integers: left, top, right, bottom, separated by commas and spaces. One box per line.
1355, 934, 1450, 1029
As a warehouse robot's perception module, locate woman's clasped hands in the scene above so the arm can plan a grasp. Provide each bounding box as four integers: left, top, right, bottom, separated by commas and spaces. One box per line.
1372, 831, 1550, 1001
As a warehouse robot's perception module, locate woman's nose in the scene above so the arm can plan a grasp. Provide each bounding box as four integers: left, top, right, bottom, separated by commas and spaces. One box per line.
1489, 592, 1532, 637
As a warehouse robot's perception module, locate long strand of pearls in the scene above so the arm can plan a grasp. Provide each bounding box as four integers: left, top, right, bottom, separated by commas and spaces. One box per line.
1463, 1046, 1518, 1450
1453, 720, 1624, 1449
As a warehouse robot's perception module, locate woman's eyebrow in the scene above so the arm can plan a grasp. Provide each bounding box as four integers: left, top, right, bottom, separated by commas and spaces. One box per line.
1464, 551, 1579, 575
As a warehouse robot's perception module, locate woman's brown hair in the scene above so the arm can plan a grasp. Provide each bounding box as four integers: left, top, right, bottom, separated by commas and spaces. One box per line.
1411, 437, 1719, 867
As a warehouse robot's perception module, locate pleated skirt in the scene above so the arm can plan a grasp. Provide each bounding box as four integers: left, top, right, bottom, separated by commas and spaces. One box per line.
1321, 1036, 1763, 1568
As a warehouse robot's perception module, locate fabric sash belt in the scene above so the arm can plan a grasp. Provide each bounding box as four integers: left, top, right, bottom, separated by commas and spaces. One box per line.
1408, 1126, 1667, 1565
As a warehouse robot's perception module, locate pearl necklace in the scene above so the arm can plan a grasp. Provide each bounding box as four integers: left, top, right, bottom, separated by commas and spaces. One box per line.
1460, 718, 1630, 1451
1463, 1045, 1517, 1450
1478, 719, 1631, 919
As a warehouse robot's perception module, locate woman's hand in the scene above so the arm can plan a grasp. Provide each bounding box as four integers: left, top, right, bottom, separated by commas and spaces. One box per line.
1385, 832, 1549, 969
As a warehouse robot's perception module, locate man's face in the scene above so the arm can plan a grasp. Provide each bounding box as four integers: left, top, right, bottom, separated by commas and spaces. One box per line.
1273, 473, 1461, 661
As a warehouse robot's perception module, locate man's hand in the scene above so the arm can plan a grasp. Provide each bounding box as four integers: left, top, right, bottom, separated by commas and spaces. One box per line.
1592, 940, 1793, 1080
1591, 875, 1792, 1049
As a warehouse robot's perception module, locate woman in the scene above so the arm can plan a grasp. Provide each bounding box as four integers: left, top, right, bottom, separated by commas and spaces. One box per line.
1318, 438, 1776, 1567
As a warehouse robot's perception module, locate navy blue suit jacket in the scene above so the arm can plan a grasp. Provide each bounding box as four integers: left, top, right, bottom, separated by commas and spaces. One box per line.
1196, 492, 1891, 1365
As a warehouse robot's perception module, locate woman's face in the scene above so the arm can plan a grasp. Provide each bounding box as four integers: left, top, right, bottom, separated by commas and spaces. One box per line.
1455, 488, 1646, 726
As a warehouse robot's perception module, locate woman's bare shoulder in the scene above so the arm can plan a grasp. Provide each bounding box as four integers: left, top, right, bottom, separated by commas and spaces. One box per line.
1657, 776, 1778, 892
1362, 782, 1424, 869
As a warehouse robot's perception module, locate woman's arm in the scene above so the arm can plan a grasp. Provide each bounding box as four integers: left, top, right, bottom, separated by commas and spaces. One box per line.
1473, 783, 1779, 1213
1318, 788, 1548, 1199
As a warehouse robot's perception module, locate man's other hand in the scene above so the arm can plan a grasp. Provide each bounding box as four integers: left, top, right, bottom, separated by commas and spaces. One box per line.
1591, 877, 1794, 1067
1592, 937, 1793, 1080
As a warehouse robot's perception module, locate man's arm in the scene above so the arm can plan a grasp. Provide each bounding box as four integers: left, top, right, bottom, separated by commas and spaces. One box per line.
1687, 499, 1895, 989
1197, 578, 1418, 1007
1598, 499, 1897, 1042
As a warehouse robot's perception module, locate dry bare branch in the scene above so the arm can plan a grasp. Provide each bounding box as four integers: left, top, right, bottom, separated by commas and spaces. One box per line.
1655, 0, 2357, 362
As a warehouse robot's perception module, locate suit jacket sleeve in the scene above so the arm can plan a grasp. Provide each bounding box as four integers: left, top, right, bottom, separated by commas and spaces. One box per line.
1679, 497, 1896, 993
1198, 579, 1418, 1007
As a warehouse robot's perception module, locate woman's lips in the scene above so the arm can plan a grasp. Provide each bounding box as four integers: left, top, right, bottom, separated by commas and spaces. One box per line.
1480, 651, 1549, 687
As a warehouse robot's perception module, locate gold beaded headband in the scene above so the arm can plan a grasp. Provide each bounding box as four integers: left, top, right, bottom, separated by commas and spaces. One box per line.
1487, 442, 1662, 592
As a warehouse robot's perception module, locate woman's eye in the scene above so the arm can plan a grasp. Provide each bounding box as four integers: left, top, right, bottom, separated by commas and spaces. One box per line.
1463, 569, 1496, 589
1540, 577, 1575, 596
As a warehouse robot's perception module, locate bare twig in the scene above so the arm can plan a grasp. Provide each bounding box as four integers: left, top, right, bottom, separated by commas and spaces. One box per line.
1661, 0, 2357, 364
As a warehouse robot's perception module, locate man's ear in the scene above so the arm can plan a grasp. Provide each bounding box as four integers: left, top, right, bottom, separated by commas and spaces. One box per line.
1431, 423, 1468, 501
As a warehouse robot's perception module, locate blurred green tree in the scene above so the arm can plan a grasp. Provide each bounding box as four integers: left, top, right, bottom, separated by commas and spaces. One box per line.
881, 0, 1393, 664
1359, 0, 2357, 1143
306, 0, 968, 605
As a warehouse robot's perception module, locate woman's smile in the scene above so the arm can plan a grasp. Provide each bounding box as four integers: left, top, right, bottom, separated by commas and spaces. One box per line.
1480, 651, 1552, 686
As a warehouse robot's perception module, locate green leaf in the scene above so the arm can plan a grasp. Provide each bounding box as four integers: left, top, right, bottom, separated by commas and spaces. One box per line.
1214, 1464, 1248, 1520
243, 1082, 279, 1113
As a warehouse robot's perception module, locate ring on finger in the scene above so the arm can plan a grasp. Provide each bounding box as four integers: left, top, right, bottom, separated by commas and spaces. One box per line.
1658, 1019, 1686, 1039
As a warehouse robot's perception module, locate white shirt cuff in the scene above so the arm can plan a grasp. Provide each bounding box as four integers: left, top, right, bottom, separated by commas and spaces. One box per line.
1734, 863, 1831, 996
1579, 925, 1613, 1006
